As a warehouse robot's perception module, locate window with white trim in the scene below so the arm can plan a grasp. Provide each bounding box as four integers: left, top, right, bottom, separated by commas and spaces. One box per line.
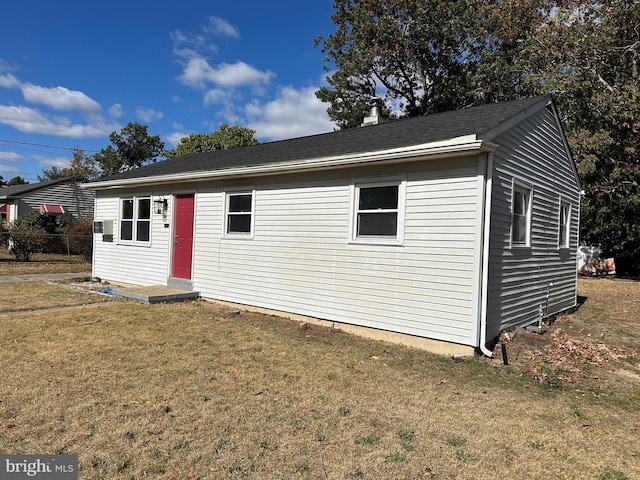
559, 201, 570, 249
511, 184, 531, 247
352, 179, 405, 244
225, 191, 253, 235
120, 197, 151, 244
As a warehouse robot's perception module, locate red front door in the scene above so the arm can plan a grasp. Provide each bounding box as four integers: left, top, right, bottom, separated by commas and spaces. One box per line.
172, 194, 195, 280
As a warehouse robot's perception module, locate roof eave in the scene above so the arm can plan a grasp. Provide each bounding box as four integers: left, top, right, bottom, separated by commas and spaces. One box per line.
479, 94, 552, 141
83, 136, 498, 191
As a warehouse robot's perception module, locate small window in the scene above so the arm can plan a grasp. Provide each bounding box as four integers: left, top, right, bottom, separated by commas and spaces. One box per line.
120, 197, 151, 244
511, 184, 531, 247
352, 180, 404, 244
137, 198, 151, 242
226, 192, 253, 235
120, 199, 134, 241
559, 201, 570, 249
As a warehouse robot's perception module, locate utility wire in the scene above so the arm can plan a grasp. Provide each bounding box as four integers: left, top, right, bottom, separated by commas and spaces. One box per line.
0, 169, 40, 178
0, 145, 76, 157
0, 139, 99, 153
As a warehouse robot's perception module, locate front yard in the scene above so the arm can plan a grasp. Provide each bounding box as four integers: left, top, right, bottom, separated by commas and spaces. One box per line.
0, 248, 91, 275
0, 276, 638, 479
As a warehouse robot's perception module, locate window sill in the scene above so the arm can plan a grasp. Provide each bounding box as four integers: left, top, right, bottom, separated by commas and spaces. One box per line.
116, 241, 152, 247
223, 233, 254, 240
349, 238, 404, 247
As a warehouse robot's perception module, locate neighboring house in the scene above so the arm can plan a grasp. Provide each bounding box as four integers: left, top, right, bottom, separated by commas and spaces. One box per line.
0, 177, 95, 224
84, 95, 581, 355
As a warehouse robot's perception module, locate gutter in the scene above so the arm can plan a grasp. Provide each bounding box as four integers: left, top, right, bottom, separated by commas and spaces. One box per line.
82, 136, 499, 191
478, 151, 495, 357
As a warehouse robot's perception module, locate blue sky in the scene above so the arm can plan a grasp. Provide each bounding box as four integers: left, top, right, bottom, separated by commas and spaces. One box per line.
0, 0, 338, 182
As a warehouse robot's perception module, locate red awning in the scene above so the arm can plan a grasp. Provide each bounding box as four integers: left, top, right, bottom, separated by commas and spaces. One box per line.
40, 204, 66, 214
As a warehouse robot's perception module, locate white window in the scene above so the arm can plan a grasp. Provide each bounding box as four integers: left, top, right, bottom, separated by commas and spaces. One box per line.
511, 183, 531, 247
120, 197, 151, 244
225, 191, 254, 235
351, 179, 405, 244
559, 201, 570, 249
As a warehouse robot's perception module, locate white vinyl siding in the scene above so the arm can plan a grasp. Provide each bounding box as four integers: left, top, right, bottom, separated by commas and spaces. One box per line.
92, 192, 173, 285
191, 158, 482, 347
487, 106, 581, 338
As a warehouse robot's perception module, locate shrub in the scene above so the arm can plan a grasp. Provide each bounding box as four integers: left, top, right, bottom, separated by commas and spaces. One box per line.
0, 221, 8, 249
6, 211, 71, 261
65, 223, 93, 261
7, 213, 48, 261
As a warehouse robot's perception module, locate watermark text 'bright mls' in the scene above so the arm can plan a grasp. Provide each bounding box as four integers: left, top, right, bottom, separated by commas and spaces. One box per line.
0, 455, 77, 479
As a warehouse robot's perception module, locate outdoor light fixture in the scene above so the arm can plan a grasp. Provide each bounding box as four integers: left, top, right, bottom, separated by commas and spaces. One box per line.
154, 198, 168, 215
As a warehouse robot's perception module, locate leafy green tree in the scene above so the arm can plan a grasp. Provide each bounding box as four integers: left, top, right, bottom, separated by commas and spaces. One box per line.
0, 175, 6, 187
315, 0, 545, 128
37, 167, 66, 181
7, 176, 28, 186
93, 122, 165, 175
319, 0, 640, 275
516, 0, 640, 274
165, 124, 259, 158
39, 149, 99, 182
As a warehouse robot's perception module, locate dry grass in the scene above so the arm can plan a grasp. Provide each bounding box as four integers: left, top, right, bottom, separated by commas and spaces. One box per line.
0, 282, 113, 313
1, 280, 638, 479
495, 277, 640, 403
0, 248, 91, 275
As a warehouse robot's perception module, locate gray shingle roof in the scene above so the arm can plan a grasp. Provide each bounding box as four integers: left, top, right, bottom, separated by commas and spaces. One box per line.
0, 177, 76, 200
94, 95, 549, 183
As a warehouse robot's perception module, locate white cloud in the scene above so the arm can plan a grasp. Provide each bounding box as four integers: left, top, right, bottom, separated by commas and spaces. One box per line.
177, 55, 274, 91
172, 17, 272, 106
177, 55, 213, 89
211, 61, 274, 89
203, 88, 228, 105
0, 105, 117, 138
109, 103, 123, 118
20, 83, 101, 112
0, 151, 22, 162
135, 107, 164, 123
204, 16, 240, 39
0, 73, 20, 88
33, 154, 69, 169
245, 86, 334, 141
170, 32, 217, 57
166, 131, 189, 147
0, 164, 23, 174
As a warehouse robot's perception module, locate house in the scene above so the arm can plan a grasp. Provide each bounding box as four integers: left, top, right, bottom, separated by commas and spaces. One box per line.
0, 177, 95, 224
83, 94, 580, 356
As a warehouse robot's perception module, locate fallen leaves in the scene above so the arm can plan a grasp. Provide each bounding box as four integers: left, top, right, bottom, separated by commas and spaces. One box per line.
545, 329, 627, 367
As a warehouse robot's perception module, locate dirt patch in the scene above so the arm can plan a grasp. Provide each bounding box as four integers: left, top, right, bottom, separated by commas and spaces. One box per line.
489, 277, 640, 401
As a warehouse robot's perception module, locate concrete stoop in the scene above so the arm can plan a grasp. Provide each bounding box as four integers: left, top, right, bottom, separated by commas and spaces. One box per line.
111, 285, 200, 304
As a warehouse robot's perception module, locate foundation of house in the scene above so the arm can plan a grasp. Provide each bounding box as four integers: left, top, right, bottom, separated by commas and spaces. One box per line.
205, 298, 476, 358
